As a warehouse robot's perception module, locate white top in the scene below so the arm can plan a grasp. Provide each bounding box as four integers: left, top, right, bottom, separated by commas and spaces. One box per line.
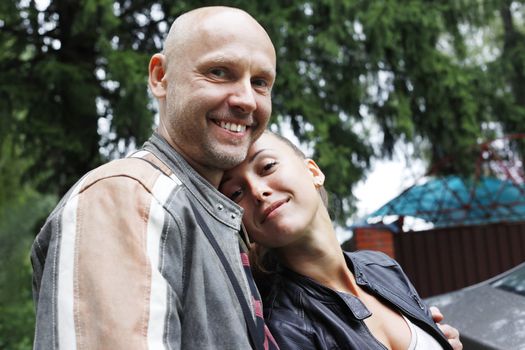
403, 315, 444, 350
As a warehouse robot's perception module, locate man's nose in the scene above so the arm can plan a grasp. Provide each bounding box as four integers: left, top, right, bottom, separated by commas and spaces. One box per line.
228, 78, 257, 113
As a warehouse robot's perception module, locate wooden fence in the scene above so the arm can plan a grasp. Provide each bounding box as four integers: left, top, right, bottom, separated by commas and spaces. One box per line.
353, 221, 525, 297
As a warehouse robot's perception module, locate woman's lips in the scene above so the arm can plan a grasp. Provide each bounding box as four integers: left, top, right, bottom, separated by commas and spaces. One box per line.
261, 198, 289, 223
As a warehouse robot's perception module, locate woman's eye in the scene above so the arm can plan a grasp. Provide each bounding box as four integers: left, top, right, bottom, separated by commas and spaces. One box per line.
263, 161, 277, 172
229, 189, 243, 202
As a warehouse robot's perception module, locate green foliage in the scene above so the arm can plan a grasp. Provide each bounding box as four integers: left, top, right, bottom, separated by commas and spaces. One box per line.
0, 137, 57, 348
0, 187, 56, 349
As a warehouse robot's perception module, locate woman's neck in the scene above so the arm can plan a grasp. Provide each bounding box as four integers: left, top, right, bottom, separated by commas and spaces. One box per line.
275, 212, 359, 295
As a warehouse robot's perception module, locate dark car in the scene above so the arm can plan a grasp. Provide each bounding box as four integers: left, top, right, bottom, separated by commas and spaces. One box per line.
426, 262, 525, 350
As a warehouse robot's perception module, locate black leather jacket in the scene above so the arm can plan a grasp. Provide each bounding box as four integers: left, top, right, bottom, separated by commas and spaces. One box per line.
264, 250, 453, 350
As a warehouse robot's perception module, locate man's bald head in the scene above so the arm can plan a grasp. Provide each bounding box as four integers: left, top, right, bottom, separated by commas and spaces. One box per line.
163, 7, 275, 69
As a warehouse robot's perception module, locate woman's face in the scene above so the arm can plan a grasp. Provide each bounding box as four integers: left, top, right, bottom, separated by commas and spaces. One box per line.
220, 133, 325, 248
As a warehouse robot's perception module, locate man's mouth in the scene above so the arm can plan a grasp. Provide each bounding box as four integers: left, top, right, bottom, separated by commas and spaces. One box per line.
216, 121, 247, 133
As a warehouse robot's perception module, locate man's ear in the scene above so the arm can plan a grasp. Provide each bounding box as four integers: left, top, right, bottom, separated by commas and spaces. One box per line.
305, 159, 325, 188
149, 53, 167, 98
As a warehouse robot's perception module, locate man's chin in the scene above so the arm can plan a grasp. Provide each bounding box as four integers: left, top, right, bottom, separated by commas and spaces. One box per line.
217, 154, 247, 170
206, 148, 249, 170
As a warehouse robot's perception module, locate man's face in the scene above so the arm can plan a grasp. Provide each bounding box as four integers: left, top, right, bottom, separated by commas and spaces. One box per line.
163, 11, 276, 174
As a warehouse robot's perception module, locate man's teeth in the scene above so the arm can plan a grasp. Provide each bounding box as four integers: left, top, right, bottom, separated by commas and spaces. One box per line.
219, 121, 247, 133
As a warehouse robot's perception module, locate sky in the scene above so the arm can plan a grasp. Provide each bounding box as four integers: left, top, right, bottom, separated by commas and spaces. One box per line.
353, 158, 418, 220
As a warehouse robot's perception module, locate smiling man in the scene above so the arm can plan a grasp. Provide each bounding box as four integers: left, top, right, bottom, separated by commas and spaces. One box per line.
152, 8, 276, 186
31, 7, 278, 349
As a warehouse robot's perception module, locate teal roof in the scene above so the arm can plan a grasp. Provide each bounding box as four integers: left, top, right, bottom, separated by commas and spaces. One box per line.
367, 176, 525, 227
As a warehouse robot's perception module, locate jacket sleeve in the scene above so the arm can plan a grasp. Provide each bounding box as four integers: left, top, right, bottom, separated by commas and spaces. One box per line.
32, 172, 182, 350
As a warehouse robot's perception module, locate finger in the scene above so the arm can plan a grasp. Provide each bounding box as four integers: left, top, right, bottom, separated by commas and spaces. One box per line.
429, 305, 444, 322
438, 323, 460, 340
448, 338, 463, 350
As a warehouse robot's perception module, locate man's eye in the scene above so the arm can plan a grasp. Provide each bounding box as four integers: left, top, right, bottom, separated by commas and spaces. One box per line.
252, 78, 267, 86
209, 68, 227, 78
252, 78, 269, 89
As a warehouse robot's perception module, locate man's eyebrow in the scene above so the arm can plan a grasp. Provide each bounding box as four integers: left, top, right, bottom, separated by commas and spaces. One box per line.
201, 55, 275, 77
257, 68, 276, 79
206, 55, 237, 64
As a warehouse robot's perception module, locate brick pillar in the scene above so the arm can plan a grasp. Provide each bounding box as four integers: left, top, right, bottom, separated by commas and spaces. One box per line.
354, 227, 395, 258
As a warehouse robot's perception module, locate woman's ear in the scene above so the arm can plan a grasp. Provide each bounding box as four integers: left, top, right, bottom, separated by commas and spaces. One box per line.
305, 159, 325, 188
148, 53, 167, 98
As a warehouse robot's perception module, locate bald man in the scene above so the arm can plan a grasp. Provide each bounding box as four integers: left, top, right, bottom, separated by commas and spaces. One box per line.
32, 7, 278, 349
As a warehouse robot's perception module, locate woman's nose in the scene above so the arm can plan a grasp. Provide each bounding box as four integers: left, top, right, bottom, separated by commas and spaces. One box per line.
251, 183, 271, 204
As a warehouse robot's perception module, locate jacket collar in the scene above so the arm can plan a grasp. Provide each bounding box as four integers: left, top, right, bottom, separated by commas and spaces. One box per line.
278, 255, 372, 320
144, 132, 243, 230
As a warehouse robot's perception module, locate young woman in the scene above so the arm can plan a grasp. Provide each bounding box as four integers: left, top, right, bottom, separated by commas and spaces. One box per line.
220, 131, 462, 350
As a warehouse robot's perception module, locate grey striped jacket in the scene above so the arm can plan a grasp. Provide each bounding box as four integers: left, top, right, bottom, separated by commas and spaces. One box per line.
31, 133, 258, 349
